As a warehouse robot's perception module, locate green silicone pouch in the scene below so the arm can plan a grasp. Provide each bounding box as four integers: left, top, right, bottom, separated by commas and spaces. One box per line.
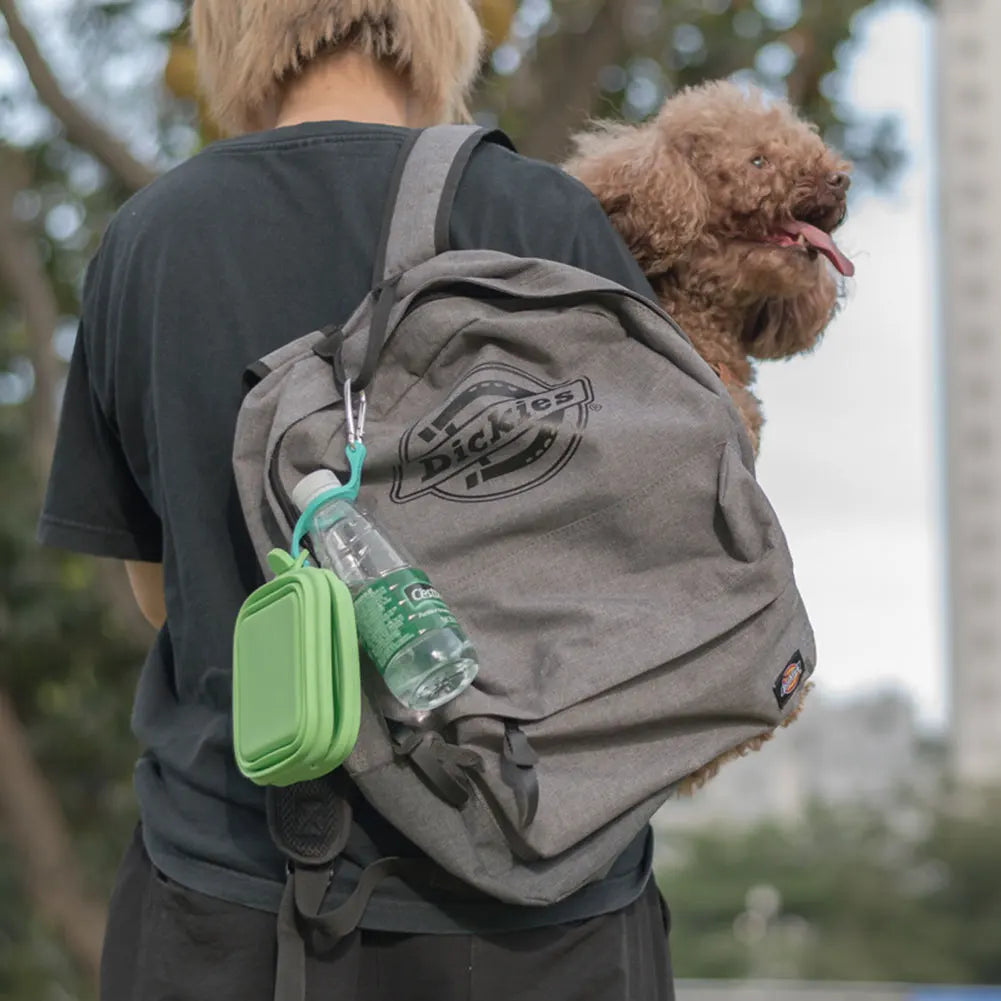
232, 549, 361, 787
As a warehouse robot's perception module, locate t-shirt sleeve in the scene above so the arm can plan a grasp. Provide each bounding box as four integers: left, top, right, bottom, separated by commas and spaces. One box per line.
37, 321, 163, 562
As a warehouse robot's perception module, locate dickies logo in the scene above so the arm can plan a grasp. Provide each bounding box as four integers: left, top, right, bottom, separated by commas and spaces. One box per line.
773, 652, 806, 709
391, 363, 594, 504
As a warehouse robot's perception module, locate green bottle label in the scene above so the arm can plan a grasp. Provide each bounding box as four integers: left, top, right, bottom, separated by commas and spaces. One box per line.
352, 568, 459, 675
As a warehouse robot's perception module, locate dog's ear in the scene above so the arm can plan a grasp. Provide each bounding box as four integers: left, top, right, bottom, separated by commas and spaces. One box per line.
566, 123, 709, 276
744, 272, 842, 359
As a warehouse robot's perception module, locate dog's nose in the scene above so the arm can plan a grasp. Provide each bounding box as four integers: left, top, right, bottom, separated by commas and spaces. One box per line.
827, 171, 851, 192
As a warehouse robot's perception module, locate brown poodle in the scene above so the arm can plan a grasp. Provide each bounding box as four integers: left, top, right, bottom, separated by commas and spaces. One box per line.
566, 81, 849, 793
565, 80, 854, 454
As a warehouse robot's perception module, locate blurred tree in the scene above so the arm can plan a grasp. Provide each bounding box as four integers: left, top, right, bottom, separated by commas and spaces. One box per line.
478, 0, 931, 179
0, 383, 147, 995
0, 0, 933, 996
657, 800, 1001, 984
163, 32, 222, 145
480, 0, 518, 48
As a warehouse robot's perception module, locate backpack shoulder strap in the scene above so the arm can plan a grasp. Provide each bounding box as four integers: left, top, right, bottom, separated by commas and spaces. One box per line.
372, 125, 514, 288
338, 126, 514, 392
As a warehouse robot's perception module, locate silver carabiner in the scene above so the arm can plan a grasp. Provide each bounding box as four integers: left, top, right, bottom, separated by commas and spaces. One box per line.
343, 378, 367, 448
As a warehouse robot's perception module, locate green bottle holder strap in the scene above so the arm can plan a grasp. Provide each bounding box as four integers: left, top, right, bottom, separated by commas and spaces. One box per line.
291, 442, 366, 561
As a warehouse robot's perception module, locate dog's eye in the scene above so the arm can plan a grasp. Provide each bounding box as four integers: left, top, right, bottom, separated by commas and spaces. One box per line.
750, 154, 768, 168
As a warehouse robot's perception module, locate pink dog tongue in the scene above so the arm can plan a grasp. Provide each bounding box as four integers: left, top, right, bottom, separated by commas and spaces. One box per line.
784, 221, 855, 277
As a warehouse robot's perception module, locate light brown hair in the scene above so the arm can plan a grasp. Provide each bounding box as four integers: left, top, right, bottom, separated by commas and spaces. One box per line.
190, 0, 484, 135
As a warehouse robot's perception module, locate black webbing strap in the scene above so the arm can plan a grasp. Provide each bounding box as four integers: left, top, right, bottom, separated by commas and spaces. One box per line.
268, 770, 464, 1001
268, 774, 352, 1001
242, 359, 271, 396
332, 125, 514, 393
348, 273, 400, 395
269, 734, 533, 1001
274, 855, 427, 1001
369, 129, 422, 291
310, 324, 345, 363
501, 722, 540, 828
274, 848, 488, 1001
431, 129, 513, 256
388, 722, 483, 809
274, 870, 312, 1001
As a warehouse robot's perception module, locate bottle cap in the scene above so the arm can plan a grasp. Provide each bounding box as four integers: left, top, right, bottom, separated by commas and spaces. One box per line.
291, 469, 342, 513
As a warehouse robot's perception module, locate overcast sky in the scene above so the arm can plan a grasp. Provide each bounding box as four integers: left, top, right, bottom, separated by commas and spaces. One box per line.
754, 1, 944, 727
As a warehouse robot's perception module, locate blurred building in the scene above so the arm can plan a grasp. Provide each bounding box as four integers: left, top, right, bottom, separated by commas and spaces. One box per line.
653, 691, 942, 838
937, 0, 1001, 787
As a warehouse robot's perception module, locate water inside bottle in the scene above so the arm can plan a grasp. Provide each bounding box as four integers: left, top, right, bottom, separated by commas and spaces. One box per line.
313, 503, 405, 588
384, 629, 479, 712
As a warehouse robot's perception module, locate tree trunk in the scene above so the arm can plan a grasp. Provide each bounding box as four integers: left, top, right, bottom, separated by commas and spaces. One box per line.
0, 0, 157, 193
0, 688, 107, 990
0, 152, 59, 483
509, 0, 635, 163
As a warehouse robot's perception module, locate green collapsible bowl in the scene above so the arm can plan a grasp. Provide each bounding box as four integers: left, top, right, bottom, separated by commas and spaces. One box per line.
232, 555, 361, 786
246, 570, 361, 786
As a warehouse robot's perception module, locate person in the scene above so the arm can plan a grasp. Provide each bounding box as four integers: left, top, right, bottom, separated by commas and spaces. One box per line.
38, 2, 675, 998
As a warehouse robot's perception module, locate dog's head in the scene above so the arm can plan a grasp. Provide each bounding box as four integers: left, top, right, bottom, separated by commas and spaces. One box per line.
567, 81, 853, 359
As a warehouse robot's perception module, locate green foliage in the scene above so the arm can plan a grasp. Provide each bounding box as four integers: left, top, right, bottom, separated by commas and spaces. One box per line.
921, 800, 1001, 984
0, 413, 142, 1000
483, 0, 931, 184
0, 860, 96, 1001
657, 802, 1001, 984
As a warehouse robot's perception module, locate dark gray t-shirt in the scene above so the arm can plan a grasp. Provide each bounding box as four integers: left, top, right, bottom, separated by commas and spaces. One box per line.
39, 121, 658, 931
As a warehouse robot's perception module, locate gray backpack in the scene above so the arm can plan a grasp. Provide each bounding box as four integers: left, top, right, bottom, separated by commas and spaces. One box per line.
233, 126, 815, 998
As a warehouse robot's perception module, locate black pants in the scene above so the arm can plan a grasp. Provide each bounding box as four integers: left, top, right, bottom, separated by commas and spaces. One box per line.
100, 827, 674, 1001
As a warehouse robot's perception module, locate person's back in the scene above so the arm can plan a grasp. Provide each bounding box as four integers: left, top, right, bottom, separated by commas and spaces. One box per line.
39, 3, 676, 999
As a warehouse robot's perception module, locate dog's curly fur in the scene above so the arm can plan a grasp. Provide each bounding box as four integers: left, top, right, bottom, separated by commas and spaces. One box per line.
566, 81, 852, 793
565, 80, 852, 454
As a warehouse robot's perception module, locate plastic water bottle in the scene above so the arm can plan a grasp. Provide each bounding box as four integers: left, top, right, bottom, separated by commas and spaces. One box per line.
291, 469, 479, 712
